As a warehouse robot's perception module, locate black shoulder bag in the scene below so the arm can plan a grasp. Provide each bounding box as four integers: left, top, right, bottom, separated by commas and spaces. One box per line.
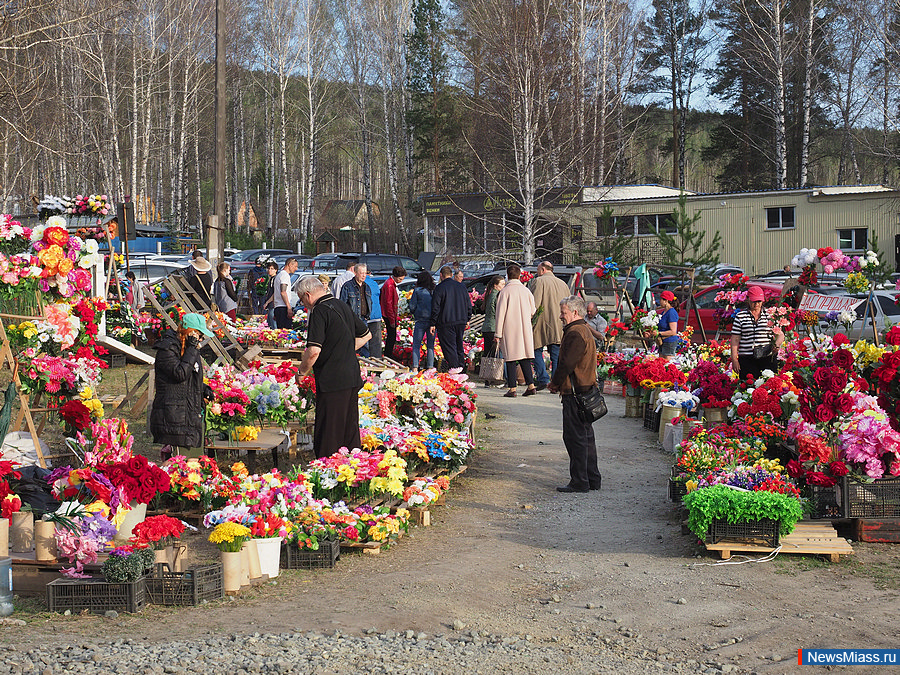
568, 372, 608, 423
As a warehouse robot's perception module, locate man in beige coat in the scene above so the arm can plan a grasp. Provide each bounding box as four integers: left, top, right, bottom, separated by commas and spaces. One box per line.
494, 263, 537, 397
530, 261, 570, 390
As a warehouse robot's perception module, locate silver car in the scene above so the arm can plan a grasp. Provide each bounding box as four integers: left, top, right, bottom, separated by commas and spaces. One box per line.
813, 290, 900, 340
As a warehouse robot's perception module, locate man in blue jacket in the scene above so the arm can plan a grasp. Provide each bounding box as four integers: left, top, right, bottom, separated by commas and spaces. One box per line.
364, 272, 383, 358
430, 265, 472, 373
339, 263, 373, 357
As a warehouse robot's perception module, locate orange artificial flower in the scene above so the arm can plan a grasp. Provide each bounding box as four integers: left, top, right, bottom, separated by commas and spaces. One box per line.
43, 226, 70, 247
57, 257, 74, 276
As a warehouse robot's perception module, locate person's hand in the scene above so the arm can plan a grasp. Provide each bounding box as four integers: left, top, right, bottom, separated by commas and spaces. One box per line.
288, 308, 294, 318
548, 383, 559, 393
731, 355, 740, 373
493, 336, 500, 342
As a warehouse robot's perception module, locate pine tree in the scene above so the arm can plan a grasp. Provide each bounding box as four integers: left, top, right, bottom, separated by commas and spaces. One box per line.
655, 193, 721, 269
406, 0, 463, 192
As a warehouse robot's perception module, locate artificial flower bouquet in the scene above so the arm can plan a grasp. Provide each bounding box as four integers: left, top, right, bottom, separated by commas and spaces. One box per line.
208, 522, 251, 552
94, 455, 171, 505
161, 455, 235, 510
249, 513, 288, 539
130, 515, 186, 550
54, 511, 118, 578
402, 476, 450, 507
592, 257, 619, 280
345, 504, 410, 544
655, 387, 700, 414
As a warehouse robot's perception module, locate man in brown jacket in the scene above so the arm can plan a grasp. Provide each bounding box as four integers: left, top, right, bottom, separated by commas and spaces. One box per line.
548, 295, 602, 493
530, 261, 570, 391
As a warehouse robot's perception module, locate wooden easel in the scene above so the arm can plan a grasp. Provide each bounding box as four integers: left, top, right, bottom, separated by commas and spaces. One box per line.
0, 316, 47, 467
162, 276, 241, 365
143, 276, 236, 367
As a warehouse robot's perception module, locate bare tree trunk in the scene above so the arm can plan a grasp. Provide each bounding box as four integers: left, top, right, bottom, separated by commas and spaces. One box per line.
799, 0, 814, 187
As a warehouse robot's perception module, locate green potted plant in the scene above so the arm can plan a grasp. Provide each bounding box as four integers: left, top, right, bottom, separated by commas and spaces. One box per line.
102, 546, 155, 583
682, 485, 803, 545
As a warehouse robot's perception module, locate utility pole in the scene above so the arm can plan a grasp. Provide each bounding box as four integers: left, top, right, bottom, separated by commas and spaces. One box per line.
208, 0, 227, 265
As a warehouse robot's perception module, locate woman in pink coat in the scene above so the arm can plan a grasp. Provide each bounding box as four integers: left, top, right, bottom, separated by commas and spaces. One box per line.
494, 263, 537, 397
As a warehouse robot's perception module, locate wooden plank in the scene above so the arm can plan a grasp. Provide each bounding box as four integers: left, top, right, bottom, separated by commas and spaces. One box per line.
705, 521, 854, 561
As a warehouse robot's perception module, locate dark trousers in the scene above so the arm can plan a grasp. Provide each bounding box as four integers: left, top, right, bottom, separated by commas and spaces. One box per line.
436, 323, 465, 369
383, 319, 397, 359
274, 306, 291, 329
505, 358, 535, 389
738, 354, 776, 383
313, 387, 361, 459
561, 394, 602, 489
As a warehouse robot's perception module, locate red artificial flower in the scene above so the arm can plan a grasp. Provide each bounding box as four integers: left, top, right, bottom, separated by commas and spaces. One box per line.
827, 369, 848, 393
59, 399, 92, 431
885, 326, 900, 347
806, 471, 838, 487
815, 404, 835, 423
832, 349, 853, 370
833, 333, 850, 347
786, 460, 806, 479
1, 494, 22, 519
829, 461, 850, 477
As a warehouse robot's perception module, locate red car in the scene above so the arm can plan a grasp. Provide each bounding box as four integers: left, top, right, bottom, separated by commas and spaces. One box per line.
676, 281, 790, 342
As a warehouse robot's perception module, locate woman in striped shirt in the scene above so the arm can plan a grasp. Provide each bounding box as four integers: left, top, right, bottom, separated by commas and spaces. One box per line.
730, 285, 784, 381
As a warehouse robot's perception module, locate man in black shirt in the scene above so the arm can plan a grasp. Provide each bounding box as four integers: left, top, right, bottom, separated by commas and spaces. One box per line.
297, 275, 371, 458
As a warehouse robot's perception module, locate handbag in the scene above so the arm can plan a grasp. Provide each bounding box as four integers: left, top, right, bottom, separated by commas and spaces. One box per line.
569, 373, 608, 423
752, 342, 773, 360
479, 343, 505, 381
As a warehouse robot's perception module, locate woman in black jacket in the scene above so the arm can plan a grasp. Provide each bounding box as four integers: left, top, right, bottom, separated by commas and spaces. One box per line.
150, 313, 214, 459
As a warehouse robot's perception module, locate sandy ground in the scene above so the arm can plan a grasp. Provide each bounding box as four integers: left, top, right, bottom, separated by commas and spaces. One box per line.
7, 385, 900, 673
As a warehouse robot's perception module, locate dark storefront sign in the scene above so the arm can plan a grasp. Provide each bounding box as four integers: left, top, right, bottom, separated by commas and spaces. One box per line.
422, 187, 581, 217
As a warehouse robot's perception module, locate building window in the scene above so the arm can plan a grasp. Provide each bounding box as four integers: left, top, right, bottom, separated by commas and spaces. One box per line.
596, 215, 629, 236
838, 228, 867, 251
766, 206, 795, 229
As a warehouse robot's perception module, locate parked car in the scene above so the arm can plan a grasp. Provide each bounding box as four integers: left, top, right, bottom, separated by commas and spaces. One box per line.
227, 248, 293, 263
121, 261, 188, 286
465, 265, 582, 297
680, 281, 788, 341
311, 252, 426, 280
807, 290, 900, 340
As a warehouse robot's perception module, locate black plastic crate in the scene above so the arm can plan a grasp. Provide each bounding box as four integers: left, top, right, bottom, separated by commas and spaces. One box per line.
145, 563, 224, 606
103, 353, 126, 368
47, 577, 146, 613
281, 539, 340, 569
847, 477, 900, 518
668, 478, 687, 503
706, 518, 780, 548
803, 477, 848, 519
643, 405, 661, 432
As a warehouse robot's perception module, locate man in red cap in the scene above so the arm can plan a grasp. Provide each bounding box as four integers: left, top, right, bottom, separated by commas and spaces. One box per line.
656, 290, 680, 357
730, 285, 784, 380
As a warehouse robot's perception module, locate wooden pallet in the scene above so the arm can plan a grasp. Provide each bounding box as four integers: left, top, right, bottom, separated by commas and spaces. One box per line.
705, 521, 854, 562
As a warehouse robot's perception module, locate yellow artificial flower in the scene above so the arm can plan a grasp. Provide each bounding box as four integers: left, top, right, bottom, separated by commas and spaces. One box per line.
80, 387, 93, 400
685, 479, 698, 493
336, 464, 357, 484
231, 462, 249, 478
84, 500, 110, 517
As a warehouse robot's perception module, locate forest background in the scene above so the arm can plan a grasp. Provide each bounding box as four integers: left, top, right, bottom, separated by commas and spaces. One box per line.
2, 0, 900, 255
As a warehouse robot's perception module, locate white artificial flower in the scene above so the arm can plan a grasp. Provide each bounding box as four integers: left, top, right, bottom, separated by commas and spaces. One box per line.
838, 310, 857, 324
46, 215, 67, 229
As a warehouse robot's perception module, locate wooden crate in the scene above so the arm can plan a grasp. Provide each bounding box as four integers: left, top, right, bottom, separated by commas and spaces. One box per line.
855, 518, 900, 543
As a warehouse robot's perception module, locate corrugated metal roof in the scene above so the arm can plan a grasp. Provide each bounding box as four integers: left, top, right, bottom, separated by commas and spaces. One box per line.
581, 183, 899, 203
582, 185, 692, 202
811, 185, 896, 196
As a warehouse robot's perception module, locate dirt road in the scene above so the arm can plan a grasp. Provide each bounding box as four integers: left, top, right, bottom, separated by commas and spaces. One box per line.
8, 386, 900, 674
